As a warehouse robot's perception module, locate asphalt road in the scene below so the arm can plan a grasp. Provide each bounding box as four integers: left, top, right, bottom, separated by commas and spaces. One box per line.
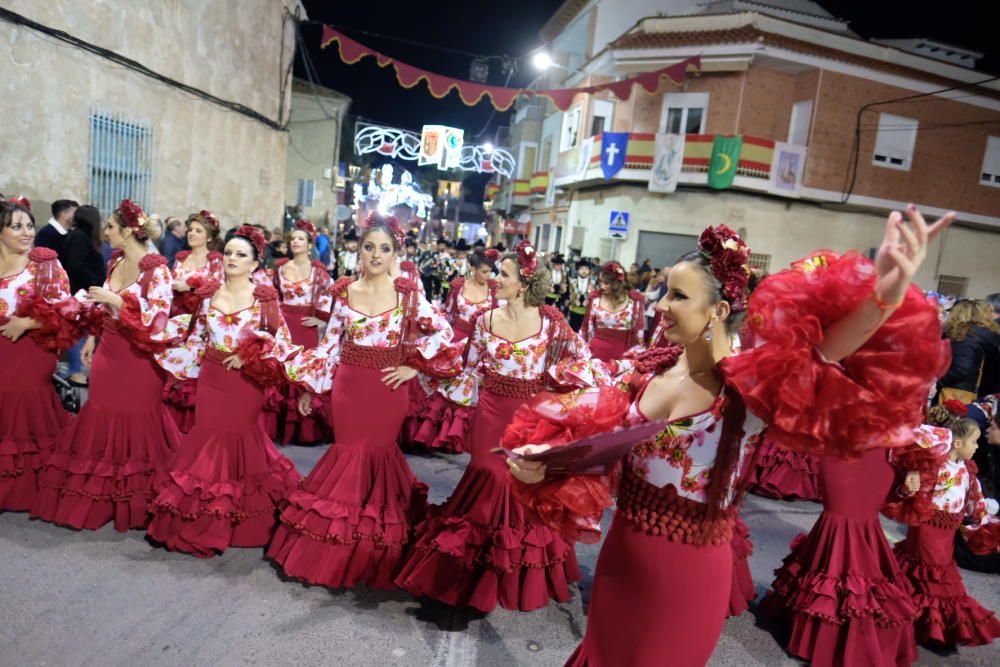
2, 444, 998, 667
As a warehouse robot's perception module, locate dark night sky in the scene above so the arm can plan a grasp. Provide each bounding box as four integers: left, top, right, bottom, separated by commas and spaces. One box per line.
296, 0, 998, 200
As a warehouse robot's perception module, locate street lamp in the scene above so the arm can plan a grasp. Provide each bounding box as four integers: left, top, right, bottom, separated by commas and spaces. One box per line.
483, 142, 494, 153
532, 52, 553, 71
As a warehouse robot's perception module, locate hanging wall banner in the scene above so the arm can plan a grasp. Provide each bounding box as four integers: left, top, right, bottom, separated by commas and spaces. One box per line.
320, 26, 700, 112
768, 141, 806, 198
649, 133, 685, 194
601, 132, 630, 180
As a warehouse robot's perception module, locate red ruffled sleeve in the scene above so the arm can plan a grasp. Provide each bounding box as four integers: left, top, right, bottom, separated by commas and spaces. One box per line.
235, 331, 287, 387
963, 516, 1000, 556
724, 251, 950, 459
118, 293, 171, 353
504, 386, 630, 544
17, 250, 82, 352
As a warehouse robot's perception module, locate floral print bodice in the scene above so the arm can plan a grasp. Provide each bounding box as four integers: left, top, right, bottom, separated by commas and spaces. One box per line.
453, 287, 491, 326
585, 296, 635, 334
171, 251, 223, 289
155, 298, 301, 381
622, 390, 765, 506
275, 265, 333, 313
933, 459, 989, 519
289, 288, 454, 394
74, 255, 173, 343
439, 312, 607, 407
0, 259, 71, 322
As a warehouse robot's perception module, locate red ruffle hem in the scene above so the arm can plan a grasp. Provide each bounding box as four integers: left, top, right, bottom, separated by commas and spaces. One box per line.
267, 360, 428, 590
395, 386, 582, 613
0, 334, 67, 511
729, 517, 756, 618
759, 450, 919, 667
264, 305, 331, 445
748, 436, 822, 502
406, 391, 473, 453
894, 522, 1000, 647
147, 354, 302, 557
31, 327, 180, 531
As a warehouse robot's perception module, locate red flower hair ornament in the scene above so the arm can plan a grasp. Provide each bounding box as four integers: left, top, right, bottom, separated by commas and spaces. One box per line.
116, 199, 149, 240
485, 248, 500, 262
7, 196, 31, 210
601, 261, 626, 283
942, 399, 970, 417
294, 219, 317, 242
233, 225, 266, 258
363, 212, 405, 249
697, 225, 751, 312
197, 210, 220, 231
514, 240, 537, 281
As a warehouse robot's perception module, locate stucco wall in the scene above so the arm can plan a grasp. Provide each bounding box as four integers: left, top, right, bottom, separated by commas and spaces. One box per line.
285, 86, 350, 226
0, 0, 299, 229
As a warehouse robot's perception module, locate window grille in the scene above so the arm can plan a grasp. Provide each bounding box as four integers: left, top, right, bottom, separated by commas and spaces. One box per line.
748, 252, 771, 272
937, 275, 969, 298
88, 110, 154, 214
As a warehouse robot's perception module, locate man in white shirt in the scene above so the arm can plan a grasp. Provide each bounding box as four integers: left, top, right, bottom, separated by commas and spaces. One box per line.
35, 199, 78, 253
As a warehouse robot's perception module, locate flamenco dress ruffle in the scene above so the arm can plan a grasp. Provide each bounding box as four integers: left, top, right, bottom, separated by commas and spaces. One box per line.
32, 319, 180, 531
728, 517, 756, 617
748, 435, 821, 501
163, 378, 197, 434
759, 450, 919, 667
147, 352, 302, 557
395, 380, 582, 613
267, 351, 428, 590
266, 305, 331, 445
894, 519, 1000, 647
0, 333, 67, 511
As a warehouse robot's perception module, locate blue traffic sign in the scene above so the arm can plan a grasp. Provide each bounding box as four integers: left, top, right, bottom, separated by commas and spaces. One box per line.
609, 210, 630, 234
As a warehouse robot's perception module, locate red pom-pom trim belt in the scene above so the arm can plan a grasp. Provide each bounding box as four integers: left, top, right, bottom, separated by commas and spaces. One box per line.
340, 340, 402, 369
483, 371, 544, 399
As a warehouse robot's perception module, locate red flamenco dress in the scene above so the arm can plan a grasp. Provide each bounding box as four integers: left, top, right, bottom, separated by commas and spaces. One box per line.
395, 307, 606, 613
728, 516, 757, 617
506, 347, 767, 666
747, 435, 822, 501
885, 428, 1000, 648
162, 249, 223, 434
733, 252, 951, 667
0, 248, 78, 511
580, 289, 645, 362
146, 283, 303, 557
32, 252, 181, 531
406, 276, 497, 453
261, 259, 333, 445
267, 276, 461, 589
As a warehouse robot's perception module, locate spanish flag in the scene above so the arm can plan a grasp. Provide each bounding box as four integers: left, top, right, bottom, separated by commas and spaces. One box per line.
707, 136, 743, 190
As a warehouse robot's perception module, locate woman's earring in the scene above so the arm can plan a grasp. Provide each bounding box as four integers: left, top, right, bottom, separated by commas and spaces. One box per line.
704, 322, 714, 341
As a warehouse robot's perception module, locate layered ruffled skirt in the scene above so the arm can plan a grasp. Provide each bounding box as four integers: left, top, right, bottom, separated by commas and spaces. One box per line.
894, 521, 1000, 647
748, 436, 821, 502
267, 361, 427, 589
32, 328, 179, 531
396, 386, 581, 613
0, 335, 67, 511
147, 355, 301, 557
759, 449, 918, 667
728, 517, 756, 617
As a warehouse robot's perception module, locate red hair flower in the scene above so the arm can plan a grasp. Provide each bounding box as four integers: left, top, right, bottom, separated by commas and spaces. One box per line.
601, 261, 626, 282
294, 219, 318, 242
697, 225, 751, 312
942, 399, 970, 416
198, 210, 220, 231
117, 199, 148, 239
8, 196, 31, 210
485, 248, 500, 262
514, 240, 537, 281
364, 212, 405, 249
233, 225, 266, 258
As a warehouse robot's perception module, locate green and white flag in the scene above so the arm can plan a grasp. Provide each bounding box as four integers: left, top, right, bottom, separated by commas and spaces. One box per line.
707, 135, 742, 190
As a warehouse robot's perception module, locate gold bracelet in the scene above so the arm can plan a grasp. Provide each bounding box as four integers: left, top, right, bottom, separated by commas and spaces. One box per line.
872, 290, 905, 311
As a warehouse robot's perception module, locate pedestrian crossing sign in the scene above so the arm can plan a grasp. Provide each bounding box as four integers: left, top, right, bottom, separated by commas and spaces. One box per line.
609, 210, 629, 239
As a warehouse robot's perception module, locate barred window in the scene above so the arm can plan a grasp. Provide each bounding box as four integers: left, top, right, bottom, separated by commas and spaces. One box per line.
297, 179, 316, 208
88, 110, 154, 215
937, 274, 969, 298
748, 252, 771, 272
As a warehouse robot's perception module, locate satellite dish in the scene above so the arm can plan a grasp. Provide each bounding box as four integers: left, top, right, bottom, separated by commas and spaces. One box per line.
335, 205, 352, 221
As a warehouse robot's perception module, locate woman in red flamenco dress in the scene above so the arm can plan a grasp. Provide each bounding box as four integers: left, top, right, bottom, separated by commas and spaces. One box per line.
266, 214, 461, 590
0, 200, 79, 511
885, 404, 1000, 652
262, 219, 333, 445
162, 210, 224, 434
395, 241, 609, 613
31, 199, 181, 532
746, 435, 822, 501
146, 228, 303, 557
509, 210, 952, 667
580, 261, 645, 362
407, 246, 499, 453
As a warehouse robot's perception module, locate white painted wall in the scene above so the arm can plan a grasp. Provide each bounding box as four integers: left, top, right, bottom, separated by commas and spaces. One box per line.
567, 185, 1000, 297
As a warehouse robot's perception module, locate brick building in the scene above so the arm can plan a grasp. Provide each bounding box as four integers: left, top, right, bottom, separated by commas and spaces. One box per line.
490, 0, 1000, 297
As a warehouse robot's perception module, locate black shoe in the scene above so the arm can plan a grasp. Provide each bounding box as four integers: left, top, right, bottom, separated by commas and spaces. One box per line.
922, 640, 958, 657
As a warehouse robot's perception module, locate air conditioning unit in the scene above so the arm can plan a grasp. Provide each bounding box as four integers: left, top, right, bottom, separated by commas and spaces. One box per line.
323, 167, 333, 180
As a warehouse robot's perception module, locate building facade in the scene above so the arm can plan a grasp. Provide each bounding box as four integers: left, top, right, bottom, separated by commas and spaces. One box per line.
285, 79, 351, 227
493, 0, 1000, 297
0, 0, 302, 229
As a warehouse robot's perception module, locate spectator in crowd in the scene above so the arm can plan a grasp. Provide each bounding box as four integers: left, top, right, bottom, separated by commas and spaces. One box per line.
59, 204, 106, 387
985, 293, 1000, 324
35, 199, 78, 253
643, 266, 670, 341
638, 258, 653, 286
159, 216, 188, 264
316, 226, 332, 271
939, 299, 1000, 402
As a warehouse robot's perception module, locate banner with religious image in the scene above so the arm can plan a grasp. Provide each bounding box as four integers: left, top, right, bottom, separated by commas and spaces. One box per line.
601, 132, 629, 180
649, 133, 685, 194
768, 142, 806, 198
